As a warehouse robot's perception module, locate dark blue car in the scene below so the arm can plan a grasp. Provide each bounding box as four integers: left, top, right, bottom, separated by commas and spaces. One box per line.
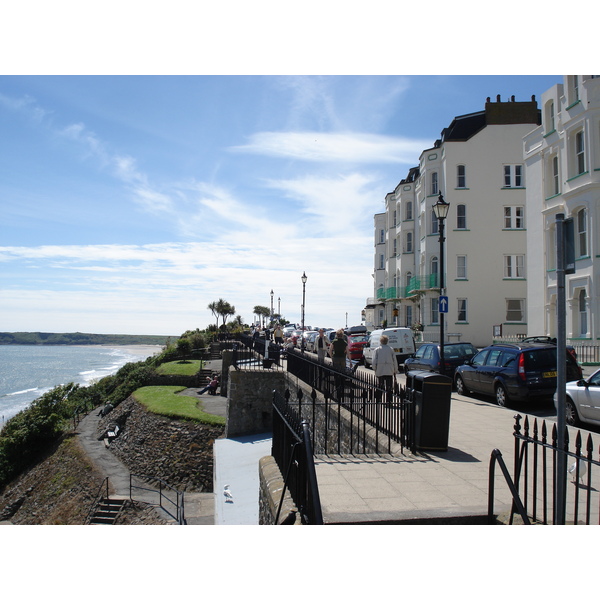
454, 342, 582, 407
404, 342, 477, 376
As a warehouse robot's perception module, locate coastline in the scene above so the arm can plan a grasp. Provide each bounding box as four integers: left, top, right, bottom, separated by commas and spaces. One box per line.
100, 344, 163, 358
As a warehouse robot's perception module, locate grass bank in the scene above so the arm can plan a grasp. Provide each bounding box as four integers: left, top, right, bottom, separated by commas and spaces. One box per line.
132, 386, 225, 426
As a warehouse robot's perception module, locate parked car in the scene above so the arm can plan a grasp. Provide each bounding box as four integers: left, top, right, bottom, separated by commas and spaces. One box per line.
304, 331, 320, 352
363, 327, 416, 368
455, 342, 583, 407
554, 368, 600, 427
345, 325, 368, 336
404, 342, 478, 376
347, 334, 369, 361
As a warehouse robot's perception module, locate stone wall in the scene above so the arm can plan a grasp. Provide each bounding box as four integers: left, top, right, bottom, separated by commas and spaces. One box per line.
258, 455, 300, 525
224, 367, 287, 438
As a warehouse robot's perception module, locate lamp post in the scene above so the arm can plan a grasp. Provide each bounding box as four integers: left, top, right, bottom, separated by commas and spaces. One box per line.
301, 272, 307, 352
433, 192, 450, 377
270, 289, 274, 324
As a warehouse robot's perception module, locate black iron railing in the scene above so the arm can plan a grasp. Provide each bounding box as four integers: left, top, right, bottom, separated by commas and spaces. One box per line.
285, 348, 413, 453
489, 414, 600, 525
272, 390, 323, 525
129, 474, 185, 524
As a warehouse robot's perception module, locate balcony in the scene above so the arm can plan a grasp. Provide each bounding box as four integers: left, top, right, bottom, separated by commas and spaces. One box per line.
406, 274, 439, 295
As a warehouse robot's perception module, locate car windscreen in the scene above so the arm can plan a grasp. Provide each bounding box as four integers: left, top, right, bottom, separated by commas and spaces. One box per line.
444, 344, 477, 359
349, 335, 368, 343
523, 348, 556, 370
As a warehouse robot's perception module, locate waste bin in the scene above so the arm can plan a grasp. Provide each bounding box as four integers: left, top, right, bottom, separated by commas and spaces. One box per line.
406, 370, 452, 451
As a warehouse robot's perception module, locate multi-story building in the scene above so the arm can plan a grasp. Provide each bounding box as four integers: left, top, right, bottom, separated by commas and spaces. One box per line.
524, 75, 600, 342
371, 96, 541, 347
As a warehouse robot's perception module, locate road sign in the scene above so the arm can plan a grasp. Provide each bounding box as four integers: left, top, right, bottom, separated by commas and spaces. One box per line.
439, 296, 448, 313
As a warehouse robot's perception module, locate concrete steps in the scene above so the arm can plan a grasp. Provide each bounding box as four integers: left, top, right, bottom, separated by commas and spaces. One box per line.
89, 497, 126, 525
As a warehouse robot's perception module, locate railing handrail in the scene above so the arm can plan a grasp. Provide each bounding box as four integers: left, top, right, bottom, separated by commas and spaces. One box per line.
129, 474, 185, 524
488, 449, 531, 524
85, 476, 109, 524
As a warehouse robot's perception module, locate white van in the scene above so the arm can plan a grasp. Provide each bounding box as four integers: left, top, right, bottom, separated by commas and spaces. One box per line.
363, 327, 416, 368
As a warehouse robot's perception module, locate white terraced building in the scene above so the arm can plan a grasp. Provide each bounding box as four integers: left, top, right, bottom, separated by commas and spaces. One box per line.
524, 75, 600, 344
368, 95, 542, 348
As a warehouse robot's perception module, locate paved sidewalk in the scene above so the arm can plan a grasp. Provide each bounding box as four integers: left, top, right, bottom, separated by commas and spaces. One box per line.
314, 393, 518, 523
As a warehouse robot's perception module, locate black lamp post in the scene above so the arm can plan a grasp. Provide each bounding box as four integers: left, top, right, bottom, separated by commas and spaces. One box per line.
433, 192, 450, 376
301, 272, 307, 352
270, 289, 274, 324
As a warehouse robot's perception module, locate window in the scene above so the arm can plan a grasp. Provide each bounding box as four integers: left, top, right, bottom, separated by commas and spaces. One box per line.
456, 255, 467, 279
504, 255, 525, 278
552, 155, 559, 196
393, 239, 397, 256
457, 299, 467, 322
379, 229, 385, 244
431, 209, 439, 234
430, 298, 439, 325
579, 289, 588, 336
379, 254, 384, 270
405, 304, 413, 327
577, 208, 587, 257
431, 172, 438, 195
456, 204, 467, 229
457, 165, 466, 188
405, 201, 413, 220
405, 232, 413, 253
506, 299, 524, 322
576, 130, 585, 175
504, 206, 525, 229
431, 257, 438, 285
547, 100, 555, 132
503, 165, 523, 187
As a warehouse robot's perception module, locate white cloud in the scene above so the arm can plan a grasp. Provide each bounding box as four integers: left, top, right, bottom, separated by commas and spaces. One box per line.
231, 131, 429, 164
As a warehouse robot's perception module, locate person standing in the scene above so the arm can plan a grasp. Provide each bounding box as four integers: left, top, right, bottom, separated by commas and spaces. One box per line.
372, 334, 398, 401
329, 329, 350, 370
273, 325, 284, 345
314, 329, 331, 363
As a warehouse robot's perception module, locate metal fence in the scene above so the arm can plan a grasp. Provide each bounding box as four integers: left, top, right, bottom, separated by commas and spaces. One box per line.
489, 414, 600, 525
285, 348, 414, 454
272, 390, 323, 524
129, 474, 185, 524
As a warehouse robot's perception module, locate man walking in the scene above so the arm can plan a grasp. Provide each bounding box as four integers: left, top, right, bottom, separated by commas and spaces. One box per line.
372, 335, 398, 401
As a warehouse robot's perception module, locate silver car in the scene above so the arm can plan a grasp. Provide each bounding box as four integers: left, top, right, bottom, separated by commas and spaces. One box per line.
555, 368, 600, 427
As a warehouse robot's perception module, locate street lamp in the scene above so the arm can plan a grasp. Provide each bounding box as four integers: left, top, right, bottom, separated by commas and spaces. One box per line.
270, 289, 274, 324
433, 192, 450, 377
301, 272, 307, 352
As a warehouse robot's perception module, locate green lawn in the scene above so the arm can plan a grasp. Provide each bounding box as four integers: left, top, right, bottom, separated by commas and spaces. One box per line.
132, 386, 225, 426
155, 360, 203, 376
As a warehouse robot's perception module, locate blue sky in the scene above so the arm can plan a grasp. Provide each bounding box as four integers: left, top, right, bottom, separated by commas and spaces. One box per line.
0, 74, 563, 335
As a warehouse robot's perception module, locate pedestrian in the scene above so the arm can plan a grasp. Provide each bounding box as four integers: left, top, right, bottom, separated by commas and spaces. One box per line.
329, 329, 350, 370
314, 328, 331, 363
372, 334, 398, 401
273, 324, 284, 345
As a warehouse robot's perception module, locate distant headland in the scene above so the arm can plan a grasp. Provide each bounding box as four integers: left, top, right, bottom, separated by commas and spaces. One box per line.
0, 332, 173, 346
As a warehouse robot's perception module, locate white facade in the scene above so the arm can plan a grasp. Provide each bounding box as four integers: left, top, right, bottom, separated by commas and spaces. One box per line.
372, 97, 541, 347
524, 76, 600, 341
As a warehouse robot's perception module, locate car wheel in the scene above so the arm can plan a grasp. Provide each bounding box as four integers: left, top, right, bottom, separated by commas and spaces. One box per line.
495, 384, 509, 407
455, 375, 468, 396
565, 397, 581, 427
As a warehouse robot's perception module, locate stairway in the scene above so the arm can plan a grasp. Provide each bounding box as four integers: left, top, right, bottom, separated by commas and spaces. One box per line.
88, 497, 126, 525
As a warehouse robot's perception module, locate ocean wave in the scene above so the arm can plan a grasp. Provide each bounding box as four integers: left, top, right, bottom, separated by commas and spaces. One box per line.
4, 387, 40, 397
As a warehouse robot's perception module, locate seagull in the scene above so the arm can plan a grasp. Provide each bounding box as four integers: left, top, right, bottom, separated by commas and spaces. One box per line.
223, 485, 234, 502
568, 458, 587, 483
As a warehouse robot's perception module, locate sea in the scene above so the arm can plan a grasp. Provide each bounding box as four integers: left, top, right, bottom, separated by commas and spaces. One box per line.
0, 345, 161, 427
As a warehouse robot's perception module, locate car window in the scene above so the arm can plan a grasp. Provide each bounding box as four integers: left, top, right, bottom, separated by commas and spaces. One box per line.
486, 349, 504, 366
524, 348, 556, 370
424, 346, 435, 359
589, 372, 600, 386
415, 346, 427, 358
472, 350, 489, 366
499, 351, 516, 367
